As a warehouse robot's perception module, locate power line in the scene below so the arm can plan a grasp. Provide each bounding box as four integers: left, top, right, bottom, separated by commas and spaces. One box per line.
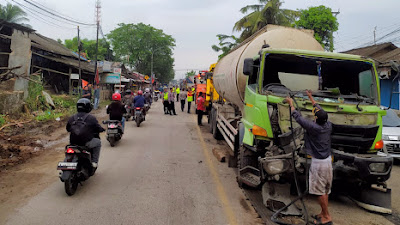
21, 0, 96, 26
11, 0, 77, 29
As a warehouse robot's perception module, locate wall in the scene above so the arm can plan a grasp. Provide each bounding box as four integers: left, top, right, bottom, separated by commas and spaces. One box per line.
380, 78, 399, 109
9, 29, 32, 99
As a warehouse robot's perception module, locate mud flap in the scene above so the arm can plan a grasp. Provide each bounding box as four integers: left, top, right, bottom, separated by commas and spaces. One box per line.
350, 185, 392, 214
262, 182, 302, 216
60, 170, 73, 182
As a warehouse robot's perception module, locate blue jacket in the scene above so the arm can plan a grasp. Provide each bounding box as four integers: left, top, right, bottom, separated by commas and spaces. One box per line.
133, 95, 145, 108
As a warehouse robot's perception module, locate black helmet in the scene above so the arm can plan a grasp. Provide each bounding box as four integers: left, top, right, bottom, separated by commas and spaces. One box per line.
77, 98, 92, 113
125, 90, 132, 95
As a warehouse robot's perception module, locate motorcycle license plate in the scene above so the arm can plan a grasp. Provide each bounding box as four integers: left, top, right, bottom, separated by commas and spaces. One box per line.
57, 162, 78, 170
107, 129, 118, 134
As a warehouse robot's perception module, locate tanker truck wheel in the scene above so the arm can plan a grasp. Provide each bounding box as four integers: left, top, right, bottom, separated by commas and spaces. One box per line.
212, 109, 223, 140
209, 108, 215, 133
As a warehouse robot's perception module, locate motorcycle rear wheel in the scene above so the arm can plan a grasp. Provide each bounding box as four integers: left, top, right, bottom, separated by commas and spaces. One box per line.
109, 136, 116, 147
136, 117, 141, 127
65, 172, 78, 196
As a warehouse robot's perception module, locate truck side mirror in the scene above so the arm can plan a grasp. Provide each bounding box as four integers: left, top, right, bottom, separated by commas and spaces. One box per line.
243, 58, 254, 76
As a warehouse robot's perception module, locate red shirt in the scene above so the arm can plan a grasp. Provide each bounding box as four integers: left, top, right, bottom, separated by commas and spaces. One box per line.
196, 96, 205, 111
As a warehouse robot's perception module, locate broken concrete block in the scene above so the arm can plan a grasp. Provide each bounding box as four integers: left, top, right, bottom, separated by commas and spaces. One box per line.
212, 148, 226, 162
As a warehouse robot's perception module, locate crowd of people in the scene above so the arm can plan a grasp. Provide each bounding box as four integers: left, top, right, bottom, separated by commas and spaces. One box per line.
160, 85, 206, 126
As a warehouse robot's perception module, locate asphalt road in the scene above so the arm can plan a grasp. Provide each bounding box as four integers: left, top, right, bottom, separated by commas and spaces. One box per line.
5, 101, 260, 225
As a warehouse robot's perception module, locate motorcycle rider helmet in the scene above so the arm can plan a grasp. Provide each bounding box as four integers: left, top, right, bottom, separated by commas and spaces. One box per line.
125, 90, 132, 95
112, 92, 121, 101
145, 88, 150, 93
138, 90, 143, 95
76, 98, 92, 113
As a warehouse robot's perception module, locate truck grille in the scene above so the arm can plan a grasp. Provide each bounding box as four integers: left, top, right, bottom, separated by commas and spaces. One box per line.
331, 124, 379, 154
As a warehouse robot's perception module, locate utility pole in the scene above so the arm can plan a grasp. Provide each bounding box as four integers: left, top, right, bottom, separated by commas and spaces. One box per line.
374, 26, 377, 45
94, 0, 101, 85
77, 26, 82, 96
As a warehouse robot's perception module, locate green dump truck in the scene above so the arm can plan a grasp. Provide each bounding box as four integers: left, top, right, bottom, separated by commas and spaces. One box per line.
209, 25, 393, 214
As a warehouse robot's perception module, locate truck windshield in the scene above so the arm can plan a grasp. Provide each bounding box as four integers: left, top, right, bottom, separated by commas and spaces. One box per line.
262, 54, 378, 105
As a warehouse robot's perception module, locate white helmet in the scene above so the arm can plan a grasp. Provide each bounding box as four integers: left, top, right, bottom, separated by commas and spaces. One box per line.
145, 88, 150, 92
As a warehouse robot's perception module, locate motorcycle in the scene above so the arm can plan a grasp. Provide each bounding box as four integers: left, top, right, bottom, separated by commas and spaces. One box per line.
144, 103, 150, 113
103, 120, 123, 147
154, 91, 159, 102
57, 145, 96, 196
134, 107, 145, 127
123, 105, 132, 121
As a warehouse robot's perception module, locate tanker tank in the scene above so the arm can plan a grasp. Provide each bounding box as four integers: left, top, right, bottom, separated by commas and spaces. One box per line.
213, 25, 324, 111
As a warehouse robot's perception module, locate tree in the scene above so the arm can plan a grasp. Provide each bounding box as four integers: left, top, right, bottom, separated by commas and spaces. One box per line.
185, 70, 196, 78
63, 37, 114, 61
107, 23, 176, 83
295, 6, 339, 52
233, 0, 299, 41
212, 34, 240, 60
0, 3, 30, 26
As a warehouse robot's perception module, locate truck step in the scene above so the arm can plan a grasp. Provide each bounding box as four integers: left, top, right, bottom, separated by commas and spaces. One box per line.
240, 171, 261, 187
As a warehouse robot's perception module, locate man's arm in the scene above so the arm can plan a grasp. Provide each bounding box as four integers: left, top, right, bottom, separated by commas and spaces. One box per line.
306, 90, 317, 106
286, 96, 317, 131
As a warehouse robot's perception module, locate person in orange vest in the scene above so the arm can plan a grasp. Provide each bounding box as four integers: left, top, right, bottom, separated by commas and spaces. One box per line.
187, 89, 194, 113
196, 92, 206, 126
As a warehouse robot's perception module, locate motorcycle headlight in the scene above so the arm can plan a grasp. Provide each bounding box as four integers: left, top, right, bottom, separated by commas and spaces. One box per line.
369, 163, 386, 173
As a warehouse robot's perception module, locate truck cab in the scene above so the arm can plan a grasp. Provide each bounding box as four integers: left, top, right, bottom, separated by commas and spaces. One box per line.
239, 48, 393, 214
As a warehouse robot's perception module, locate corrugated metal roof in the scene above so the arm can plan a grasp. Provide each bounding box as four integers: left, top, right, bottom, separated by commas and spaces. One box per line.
341, 42, 400, 66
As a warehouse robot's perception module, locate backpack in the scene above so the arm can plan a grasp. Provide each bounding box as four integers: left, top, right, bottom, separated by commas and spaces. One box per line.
70, 114, 92, 145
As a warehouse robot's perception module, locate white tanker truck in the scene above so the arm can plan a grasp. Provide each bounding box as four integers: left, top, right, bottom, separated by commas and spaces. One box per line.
208, 25, 393, 215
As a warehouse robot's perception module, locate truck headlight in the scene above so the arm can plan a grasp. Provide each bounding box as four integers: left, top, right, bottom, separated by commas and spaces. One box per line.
262, 159, 290, 175
369, 163, 386, 173
382, 135, 389, 141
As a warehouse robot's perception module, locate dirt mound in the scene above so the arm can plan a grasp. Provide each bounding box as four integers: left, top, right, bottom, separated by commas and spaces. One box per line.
0, 144, 42, 168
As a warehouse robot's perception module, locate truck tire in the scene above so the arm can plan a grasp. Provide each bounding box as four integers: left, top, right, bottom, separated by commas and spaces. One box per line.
212, 111, 223, 140
209, 108, 215, 133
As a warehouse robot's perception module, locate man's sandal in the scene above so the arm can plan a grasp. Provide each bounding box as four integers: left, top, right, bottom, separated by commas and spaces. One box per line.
312, 217, 333, 225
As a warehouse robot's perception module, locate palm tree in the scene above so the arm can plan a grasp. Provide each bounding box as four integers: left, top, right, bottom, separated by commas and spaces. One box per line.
233, 0, 299, 41
0, 3, 29, 25
211, 34, 240, 60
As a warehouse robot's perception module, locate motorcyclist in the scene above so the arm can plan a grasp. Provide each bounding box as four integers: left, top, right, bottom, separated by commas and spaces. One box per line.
144, 88, 152, 106
122, 90, 134, 117
107, 93, 127, 132
133, 90, 146, 117
66, 98, 105, 168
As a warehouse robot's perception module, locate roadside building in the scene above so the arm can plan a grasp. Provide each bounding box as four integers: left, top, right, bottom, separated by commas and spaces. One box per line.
0, 20, 95, 114
343, 42, 400, 109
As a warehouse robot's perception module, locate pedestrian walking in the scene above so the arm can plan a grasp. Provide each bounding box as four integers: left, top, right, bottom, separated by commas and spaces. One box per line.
286, 90, 333, 225
179, 88, 187, 112
187, 89, 194, 113
94, 84, 100, 109
176, 86, 180, 102
163, 88, 170, 114
196, 92, 206, 126
168, 88, 177, 115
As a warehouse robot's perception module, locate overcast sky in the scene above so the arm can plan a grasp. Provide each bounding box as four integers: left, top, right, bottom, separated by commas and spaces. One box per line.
2, 0, 400, 79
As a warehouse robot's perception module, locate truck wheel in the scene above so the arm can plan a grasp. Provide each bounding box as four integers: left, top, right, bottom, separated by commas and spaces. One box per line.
212, 112, 223, 140
209, 108, 215, 133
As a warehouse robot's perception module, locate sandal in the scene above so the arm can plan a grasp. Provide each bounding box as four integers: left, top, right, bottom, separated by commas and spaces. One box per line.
311, 217, 333, 225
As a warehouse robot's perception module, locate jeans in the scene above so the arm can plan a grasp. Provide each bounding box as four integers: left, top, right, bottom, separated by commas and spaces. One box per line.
85, 138, 101, 163
94, 97, 100, 109
187, 102, 192, 113
197, 110, 204, 125
169, 102, 176, 115
121, 117, 126, 132
180, 100, 185, 111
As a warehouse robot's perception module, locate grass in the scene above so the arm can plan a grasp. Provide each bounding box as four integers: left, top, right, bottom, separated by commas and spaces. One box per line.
35, 112, 65, 122
0, 115, 5, 127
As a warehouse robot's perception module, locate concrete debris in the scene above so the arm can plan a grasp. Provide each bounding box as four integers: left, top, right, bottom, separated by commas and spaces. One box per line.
212, 148, 226, 162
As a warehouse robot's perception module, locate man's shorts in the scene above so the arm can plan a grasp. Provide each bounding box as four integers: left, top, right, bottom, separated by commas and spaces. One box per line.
309, 156, 333, 196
